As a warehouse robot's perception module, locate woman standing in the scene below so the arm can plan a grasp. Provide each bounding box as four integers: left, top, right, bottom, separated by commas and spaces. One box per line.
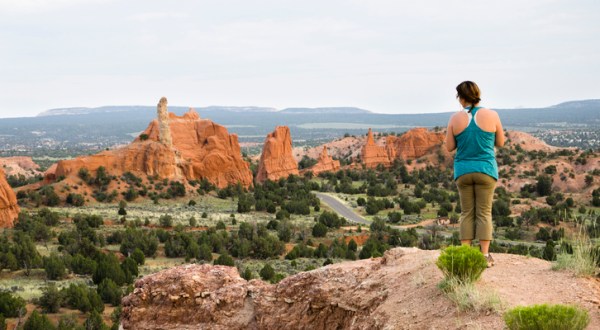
445, 81, 504, 267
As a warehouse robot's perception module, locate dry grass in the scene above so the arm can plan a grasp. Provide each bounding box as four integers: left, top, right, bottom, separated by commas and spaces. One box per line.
439, 278, 504, 314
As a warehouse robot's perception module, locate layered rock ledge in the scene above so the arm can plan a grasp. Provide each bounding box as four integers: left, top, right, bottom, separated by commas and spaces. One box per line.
121, 248, 600, 329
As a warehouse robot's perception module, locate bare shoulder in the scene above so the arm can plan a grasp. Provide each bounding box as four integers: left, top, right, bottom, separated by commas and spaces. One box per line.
450, 110, 467, 121
478, 108, 501, 119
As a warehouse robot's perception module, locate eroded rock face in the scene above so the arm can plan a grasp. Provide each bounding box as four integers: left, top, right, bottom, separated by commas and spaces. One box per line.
121, 247, 600, 330
121, 252, 393, 330
47, 100, 253, 189
361, 128, 395, 168
0, 168, 20, 228
0, 156, 42, 178
256, 126, 299, 182
387, 127, 445, 159
310, 147, 341, 175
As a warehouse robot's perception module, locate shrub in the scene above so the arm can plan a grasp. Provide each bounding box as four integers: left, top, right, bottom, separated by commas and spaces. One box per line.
44, 253, 66, 280
23, 310, 56, 330
159, 214, 173, 227
436, 245, 487, 283
0, 290, 26, 317
312, 222, 328, 237
97, 278, 122, 306
504, 304, 589, 330
214, 253, 234, 266
259, 263, 275, 281
39, 284, 62, 313
131, 248, 146, 265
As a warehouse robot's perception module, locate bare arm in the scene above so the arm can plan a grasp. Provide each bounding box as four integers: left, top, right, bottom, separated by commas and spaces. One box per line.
494, 112, 505, 147
445, 116, 456, 152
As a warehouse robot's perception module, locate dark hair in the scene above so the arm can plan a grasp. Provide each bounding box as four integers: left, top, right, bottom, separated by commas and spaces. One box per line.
456, 81, 481, 113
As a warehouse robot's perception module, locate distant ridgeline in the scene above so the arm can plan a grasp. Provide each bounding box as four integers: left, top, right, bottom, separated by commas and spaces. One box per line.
0, 100, 599, 157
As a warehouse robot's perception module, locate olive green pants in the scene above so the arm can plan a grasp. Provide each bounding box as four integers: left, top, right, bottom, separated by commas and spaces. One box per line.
456, 173, 496, 240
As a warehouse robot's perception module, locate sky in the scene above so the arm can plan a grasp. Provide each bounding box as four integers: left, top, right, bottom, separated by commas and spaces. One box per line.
0, 0, 599, 118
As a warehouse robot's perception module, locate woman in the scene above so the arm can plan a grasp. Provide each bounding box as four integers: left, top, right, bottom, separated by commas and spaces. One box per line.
445, 81, 504, 267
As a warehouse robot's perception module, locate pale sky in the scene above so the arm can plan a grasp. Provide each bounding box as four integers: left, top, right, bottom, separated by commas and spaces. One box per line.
1, 0, 599, 118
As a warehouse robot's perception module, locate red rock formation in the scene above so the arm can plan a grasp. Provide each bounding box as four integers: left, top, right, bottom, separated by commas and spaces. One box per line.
310, 147, 341, 175
47, 99, 253, 189
256, 126, 299, 182
120, 247, 600, 329
387, 127, 445, 159
0, 168, 20, 228
0, 157, 41, 177
361, 128, 394, 168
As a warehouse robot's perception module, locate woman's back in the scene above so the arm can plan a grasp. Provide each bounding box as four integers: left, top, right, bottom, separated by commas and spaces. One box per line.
448, 107, 504, 180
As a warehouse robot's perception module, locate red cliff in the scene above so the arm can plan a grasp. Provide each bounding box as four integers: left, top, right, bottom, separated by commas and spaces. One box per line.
0, 168, 20, 228
256, 126, 299, 182
47, 99, 253, 189
388, 128, 445, 159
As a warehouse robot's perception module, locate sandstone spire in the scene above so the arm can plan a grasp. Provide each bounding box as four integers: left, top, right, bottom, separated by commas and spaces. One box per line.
310, 147, 341, 175
157, 97, 173, 147
366, 128, 375, 145
256, 126, 299, 182
361, 128, 392, 168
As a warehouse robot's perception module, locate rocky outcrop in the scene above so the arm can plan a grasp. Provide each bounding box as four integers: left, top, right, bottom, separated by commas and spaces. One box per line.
120, 247, 600, 329
0, 157, 41, 177
47, 98, 253, 189
256, 126, 299, 182
387, 127, 445, 159
310, 147, 341, 175
361, 128, 395, 168
0, 168, 20, 228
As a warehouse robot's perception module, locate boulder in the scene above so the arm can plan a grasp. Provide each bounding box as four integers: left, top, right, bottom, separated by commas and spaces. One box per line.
256, 126, 299, 182
0, 168, 20, 228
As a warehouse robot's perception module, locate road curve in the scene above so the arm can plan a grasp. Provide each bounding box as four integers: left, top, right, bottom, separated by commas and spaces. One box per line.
315, 193, 370, 225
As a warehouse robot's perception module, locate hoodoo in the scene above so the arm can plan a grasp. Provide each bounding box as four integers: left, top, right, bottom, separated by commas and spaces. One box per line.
310, 147, 341, 175
361, 128, 395, 168
46, 98, 253, 189
256, 126, 299, 182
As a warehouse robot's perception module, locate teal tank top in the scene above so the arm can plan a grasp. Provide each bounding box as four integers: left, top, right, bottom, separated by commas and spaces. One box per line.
453, 107, 498, 181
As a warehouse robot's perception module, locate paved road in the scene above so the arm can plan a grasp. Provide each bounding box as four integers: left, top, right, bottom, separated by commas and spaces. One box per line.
316, 192, 546, 248
315, 193, 370, 225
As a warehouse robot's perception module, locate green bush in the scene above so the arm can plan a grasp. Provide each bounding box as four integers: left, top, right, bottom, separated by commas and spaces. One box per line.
0, 290, 26, 317
504, 304, 589, 330
436, 245, 487, 283
23, 310, 56, 330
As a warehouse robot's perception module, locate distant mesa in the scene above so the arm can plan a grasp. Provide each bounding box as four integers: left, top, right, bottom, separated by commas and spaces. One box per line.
0, 168, 20, 228
279, 107, 371, 114
37, 105, 279, 117
256, 126, 299, 183
310, 147, 341, 176
46, 97, 253, 189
